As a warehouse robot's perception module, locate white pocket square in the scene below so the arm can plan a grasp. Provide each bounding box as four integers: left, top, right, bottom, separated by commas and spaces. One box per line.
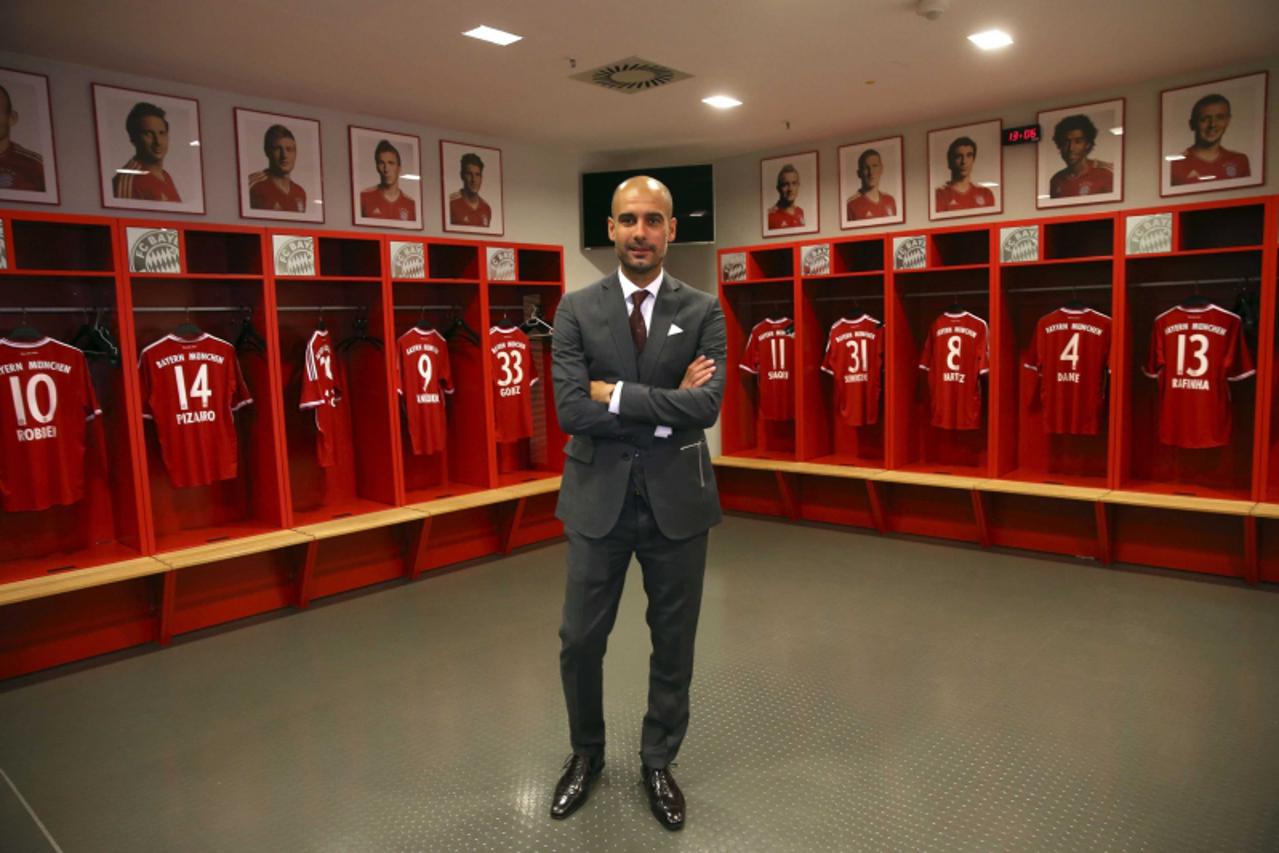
669, 323, 684, 336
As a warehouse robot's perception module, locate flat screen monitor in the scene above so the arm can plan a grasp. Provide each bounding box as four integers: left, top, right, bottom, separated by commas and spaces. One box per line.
581, 165, 714, 249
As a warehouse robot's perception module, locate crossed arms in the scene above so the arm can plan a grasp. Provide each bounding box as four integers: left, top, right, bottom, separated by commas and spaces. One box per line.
551, 291, 727, 438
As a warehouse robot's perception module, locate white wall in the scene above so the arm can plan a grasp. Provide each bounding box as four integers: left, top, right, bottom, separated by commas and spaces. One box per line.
0, 50, 600, 290
714, 59, 1279, 248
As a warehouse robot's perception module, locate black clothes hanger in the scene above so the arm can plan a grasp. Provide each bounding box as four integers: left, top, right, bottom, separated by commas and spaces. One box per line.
316, 308, 327, 332
235, 307, 267, 355
8, 307, 43, 342
415, 305, 434, 331
71, 308, 122, 365
444, 311, 481, 346
945, 300, 964, 314
174, 306, 202, 338
339, 308, 383, 352
1234, 278, 1258, 343
1180, 281, 1210, 308
1063, 284, 1086, 311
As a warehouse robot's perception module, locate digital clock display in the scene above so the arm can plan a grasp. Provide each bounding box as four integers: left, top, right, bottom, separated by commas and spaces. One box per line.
1002, 124, 1042, 145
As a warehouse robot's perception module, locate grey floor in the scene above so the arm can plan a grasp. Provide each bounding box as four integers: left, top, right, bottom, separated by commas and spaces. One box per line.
2, 516, 1279, 852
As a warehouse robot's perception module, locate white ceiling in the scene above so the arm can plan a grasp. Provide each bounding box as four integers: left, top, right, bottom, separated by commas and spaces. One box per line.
3, 0, 1277, 161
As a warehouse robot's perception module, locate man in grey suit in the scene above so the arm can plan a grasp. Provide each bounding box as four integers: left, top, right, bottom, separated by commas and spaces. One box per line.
549, 176, 726, 831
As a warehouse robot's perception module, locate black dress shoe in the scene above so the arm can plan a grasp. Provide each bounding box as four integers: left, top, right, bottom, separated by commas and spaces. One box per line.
641, 765, 685, 831
550, 754, 603, 819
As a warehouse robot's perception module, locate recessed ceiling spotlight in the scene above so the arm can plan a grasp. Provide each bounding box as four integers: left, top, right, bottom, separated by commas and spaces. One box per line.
1165, 154, 1186, 161
463, 25, 523, 46
968, 29, 1013, 50
703, 95, 742, 109
1110, 127, 1124, 136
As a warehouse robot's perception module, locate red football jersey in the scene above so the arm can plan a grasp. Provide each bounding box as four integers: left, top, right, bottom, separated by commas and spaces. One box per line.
139, 333, 253, 488
489, 326, 538, 443
740, 318, 795, 421
248, 172, 307, 213
767, 206, 805, 230
821, 315, 883, 426
396, 328, 453, 455
1024, 308, 1112, 435
360, 188, 417, 222
1170, 148, 1251, 185
0, 338, 101, 512
1050, 163, 1114, 198
846, 192, 897, 221
449, 193, 492, 228
113, 161, 181, 202
299, 329, 343, 467
935, 184, 995, 211
0, 141, 47, 192
919, 311, 989, 430
1143, 304, 1254, 448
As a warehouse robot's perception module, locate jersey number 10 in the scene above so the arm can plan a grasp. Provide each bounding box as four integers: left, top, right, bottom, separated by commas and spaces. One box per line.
8, 374, 57, 426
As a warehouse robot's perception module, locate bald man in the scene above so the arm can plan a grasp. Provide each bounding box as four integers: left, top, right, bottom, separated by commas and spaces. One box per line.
549, 176, 726, 830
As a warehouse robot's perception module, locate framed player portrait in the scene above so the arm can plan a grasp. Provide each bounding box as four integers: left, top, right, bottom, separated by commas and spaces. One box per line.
349, 125, 423, 231
440, 139, 503, 236
927, 119, 1002, 221
0, 67, 59, 205
761, 150, 818, 239
93, 83, 205, 215
838, 136, 904, 230
1160, 71, 1267, 197
235, 107, 324, 223
1036, 98, 1124, 209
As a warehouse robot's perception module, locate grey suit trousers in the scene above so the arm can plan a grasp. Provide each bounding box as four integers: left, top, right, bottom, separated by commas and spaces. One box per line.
559, 458, 707, 769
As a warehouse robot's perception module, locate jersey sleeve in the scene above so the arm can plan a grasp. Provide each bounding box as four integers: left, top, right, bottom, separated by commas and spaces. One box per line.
139, 356, 155, 420
977, 322, 990, 375
81, 358, 102, 420
918, 327, 932, 371
230, 355, 253, 412
1024, 320, 1044, 372
1143, 320, 1163, 378
299, 340, 324, 409
439, 345, 455, 395
1226, 323, 1256, 381
527, 344, 539, 387
740, 328, 760, 374
873, 326, 884, 374
394, 346, 405, 396
820, 327, 838, 375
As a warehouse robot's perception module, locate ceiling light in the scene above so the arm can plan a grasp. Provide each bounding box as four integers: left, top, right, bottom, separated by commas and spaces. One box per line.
979, 182, 1000, 188
968, 29, 1013, 50
703, 95, 742, 109
1198, 175, 1216, 181
1165, 154, 1185, 161
464, 25, 522, 46
189, 140, 200, 147
401, 174, 421, 181
1109, 127, 1124, 136
116, 168, 147, 175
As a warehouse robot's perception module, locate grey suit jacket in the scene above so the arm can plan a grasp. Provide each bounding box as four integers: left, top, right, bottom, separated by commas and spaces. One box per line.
552, 271, 726, 540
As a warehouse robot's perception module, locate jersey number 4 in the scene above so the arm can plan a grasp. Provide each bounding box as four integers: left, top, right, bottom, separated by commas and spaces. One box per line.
8, 374, 57, 425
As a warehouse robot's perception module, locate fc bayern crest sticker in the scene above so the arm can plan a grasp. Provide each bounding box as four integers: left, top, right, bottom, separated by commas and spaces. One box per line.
127, 227, 181, 273
273, 234, 316, 276
801, 243, 831, 276
1000, 226, 1039, 264
893, 236, 927, 270
1126, 213, 1173, 255
487, 247, 515, 282
390, 241, 425, 279
720, 252, 746, 283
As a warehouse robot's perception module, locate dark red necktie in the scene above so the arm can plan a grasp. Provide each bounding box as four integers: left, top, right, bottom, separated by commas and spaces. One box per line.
630, 290, 649, 353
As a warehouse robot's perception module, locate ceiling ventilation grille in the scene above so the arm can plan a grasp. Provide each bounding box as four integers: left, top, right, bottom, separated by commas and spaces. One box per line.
571, 56, 692, 94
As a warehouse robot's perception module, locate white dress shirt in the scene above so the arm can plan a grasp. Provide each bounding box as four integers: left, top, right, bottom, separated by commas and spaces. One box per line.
609, 268, 672, 437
